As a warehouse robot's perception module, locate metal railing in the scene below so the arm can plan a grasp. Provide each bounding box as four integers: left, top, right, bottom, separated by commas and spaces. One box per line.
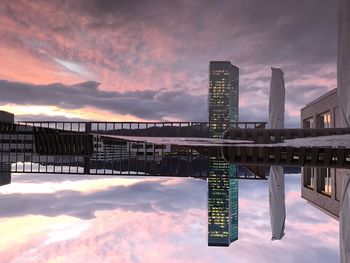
223, 127, 350, 168
0, 121, 267, 179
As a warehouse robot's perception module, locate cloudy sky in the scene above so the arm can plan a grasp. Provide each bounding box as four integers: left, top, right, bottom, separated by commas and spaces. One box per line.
0, 173, 339, 262
0, 0, 338, 125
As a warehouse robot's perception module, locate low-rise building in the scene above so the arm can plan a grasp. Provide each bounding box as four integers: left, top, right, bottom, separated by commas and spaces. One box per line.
300, 88, 347, 218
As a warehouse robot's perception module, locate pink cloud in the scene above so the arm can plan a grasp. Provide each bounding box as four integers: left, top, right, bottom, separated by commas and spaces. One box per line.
0, 209, 211, 263
0, 1, 339, 124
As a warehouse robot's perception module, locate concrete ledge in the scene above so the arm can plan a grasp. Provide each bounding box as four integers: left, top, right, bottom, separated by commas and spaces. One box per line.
0, 111, 14, 123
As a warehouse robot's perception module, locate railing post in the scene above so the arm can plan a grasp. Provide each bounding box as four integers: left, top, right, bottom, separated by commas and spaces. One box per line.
83, 122, 91, 175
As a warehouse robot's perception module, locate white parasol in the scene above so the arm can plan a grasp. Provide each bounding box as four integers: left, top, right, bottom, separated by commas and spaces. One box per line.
268, 68, 286, 240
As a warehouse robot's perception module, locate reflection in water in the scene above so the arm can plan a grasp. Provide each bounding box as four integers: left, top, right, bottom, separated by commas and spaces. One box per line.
1, 119, 349, 256
208, 61, 240, 247
0, 173, 340, 262
208, 158, 238, 246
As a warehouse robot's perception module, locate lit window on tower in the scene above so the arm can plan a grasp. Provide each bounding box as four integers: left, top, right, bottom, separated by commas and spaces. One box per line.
208, 61, 239, 246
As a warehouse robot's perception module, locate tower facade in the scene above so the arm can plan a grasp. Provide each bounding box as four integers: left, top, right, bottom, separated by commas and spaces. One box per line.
208, 61, 239, 246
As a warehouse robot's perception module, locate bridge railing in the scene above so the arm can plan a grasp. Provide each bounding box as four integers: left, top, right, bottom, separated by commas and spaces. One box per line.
0, 121, 267, 179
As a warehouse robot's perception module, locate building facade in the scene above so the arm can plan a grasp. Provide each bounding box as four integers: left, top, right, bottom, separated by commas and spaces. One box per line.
0, 111, 14, 186
129, 142, 171, 160
92, 137, 136, 162
301, 88, 346, 218
208, 61, 239, 246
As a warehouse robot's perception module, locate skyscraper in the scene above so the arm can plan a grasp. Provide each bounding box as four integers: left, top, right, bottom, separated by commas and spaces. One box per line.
208, 61, 239, 246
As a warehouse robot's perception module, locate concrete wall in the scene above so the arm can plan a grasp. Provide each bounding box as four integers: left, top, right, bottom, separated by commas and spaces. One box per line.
300, 88, 345, 218
301, 89, 341, 128
301, 168, 340, 217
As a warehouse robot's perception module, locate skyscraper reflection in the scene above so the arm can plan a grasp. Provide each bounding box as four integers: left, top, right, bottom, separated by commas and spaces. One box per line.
208, 61, 239, 246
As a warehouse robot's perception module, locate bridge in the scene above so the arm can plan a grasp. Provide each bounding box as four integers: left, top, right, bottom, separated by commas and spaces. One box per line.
1, 110, 350, 186
0, 111, 268, 184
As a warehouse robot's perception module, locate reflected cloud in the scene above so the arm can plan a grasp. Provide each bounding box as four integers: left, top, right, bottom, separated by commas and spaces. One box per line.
0, 176, 206, 219
0, 174, 340, 262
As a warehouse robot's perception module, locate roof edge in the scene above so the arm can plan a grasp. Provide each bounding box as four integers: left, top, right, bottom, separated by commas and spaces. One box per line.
300, 88, 337, 111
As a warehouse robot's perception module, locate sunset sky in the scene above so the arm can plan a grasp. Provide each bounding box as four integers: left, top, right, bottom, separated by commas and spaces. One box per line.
0, 0, 338, 125
0, 1, 344, 262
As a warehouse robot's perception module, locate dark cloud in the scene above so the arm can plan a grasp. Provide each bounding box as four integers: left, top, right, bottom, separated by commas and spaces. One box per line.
286, 85, 330, 106
2, 0, 337, 70
0, 0, 338, 127
230, 0, 337, 66
3, 78, 302, 126
239, 104, 267, 122
0, 79, 207, 121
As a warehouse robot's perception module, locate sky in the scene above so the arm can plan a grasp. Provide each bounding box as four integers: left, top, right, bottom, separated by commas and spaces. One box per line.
0, 1, 344, 262
0, 0, 338, 126
0, 173, 339, 263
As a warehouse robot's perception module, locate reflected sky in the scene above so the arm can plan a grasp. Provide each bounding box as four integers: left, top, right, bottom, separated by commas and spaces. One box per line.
0, 173, 339, 263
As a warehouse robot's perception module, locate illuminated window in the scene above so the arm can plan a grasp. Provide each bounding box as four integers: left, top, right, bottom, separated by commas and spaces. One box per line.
303, 117, 314, 129
304, 167, 315, 189
318, 168, 332, 196
317, 112, 331, 128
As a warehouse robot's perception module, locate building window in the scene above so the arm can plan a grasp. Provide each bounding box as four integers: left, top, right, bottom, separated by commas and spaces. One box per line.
303, 117, 314, 128
317, 111, 331, 128
131, 143, 144, 149
304, 167, 315, 189
318, 168, 332, 196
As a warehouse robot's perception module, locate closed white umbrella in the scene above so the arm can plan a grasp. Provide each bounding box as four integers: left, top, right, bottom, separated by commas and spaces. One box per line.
341, 176, 350, 263
268, 68, 286, 240
338, 0, 350, 262
269, 68, 285, 130
338, 0, 350, 128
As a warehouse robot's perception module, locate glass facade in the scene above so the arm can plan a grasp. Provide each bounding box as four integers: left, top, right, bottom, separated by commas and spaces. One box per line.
208, 61, 239, 246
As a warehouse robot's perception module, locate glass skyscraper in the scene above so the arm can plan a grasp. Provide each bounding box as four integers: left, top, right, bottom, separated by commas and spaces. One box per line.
208, 61, 239, 246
